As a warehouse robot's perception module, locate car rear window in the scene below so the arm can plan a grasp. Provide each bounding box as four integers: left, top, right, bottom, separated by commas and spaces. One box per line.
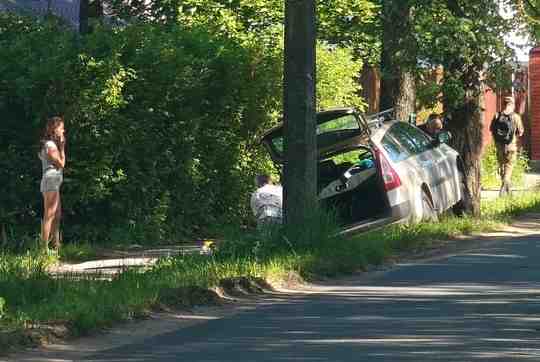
317, 114, 359, 134
264, 112, 366, 160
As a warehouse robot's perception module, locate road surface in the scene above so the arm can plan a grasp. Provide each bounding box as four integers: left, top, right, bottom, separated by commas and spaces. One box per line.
7, 215, 540, 361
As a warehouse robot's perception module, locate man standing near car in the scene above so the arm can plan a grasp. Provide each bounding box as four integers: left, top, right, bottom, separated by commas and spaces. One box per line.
418, 113, 444, 137
490, 96, 524, 196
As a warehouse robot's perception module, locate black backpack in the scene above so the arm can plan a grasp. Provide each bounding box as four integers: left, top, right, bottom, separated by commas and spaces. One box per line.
491, 112, 515, 145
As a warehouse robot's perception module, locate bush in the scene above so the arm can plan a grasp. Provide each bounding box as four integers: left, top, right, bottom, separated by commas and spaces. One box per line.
0, 14, 367, 246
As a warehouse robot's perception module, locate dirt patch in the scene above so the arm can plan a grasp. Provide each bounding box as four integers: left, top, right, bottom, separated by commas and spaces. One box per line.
156, 286, 222, 310
217, 276, 274, 297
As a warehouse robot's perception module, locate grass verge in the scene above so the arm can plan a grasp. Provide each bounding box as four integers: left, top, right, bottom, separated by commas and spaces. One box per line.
2, 192, 540, 354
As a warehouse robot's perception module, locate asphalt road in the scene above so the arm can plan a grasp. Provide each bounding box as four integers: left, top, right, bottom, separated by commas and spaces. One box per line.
83, 227, 540, 361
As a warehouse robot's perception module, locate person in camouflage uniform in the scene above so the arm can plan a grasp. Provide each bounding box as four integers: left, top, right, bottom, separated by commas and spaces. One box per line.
490, 97, 524, 196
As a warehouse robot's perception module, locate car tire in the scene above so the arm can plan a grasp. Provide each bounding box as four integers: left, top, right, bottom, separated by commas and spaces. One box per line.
421, 191, 438, 222
452, 171, 472, 217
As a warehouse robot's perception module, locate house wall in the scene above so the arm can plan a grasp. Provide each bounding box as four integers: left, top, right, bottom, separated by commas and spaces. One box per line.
529, 47, 540, 161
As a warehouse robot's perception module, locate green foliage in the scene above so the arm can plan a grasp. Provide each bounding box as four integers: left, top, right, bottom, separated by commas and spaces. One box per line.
517, 0, 540, 43
0, 15, 280, 243
317, 43, 365, 111
59, 242, 99, 262
481, 142, 530, 189
415, 1, 517, 109
0, 14, 366, 245
481, 190, 540, 219
105, 0, 380, 61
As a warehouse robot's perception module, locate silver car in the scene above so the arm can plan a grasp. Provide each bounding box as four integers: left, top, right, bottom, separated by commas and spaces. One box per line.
261, 107, 467, 234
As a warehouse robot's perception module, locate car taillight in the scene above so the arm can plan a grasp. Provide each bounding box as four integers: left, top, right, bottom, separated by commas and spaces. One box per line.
374, 147, 401, 191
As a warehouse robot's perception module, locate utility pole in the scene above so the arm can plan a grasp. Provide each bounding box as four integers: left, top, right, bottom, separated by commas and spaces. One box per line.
282, 0, 317, 232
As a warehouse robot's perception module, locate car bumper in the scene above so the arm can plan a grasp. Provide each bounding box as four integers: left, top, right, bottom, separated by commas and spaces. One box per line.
338, 200, 411, 236
389, 200, 411, 220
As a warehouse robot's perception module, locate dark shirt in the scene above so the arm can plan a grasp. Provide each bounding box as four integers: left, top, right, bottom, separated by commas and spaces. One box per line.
418, 123, 429, 134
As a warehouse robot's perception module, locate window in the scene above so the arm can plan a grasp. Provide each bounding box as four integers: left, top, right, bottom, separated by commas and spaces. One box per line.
265, 113, 364, 160
388, 123, 432, 155
381, 133, 410, 162
400, 123, 433, 152
317, 115, 359, 135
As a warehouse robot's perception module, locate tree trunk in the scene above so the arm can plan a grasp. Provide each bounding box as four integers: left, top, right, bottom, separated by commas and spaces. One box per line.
445, 85, 484, 217
395, 71, 416, 121
380, 0, 417, 120
283, 0, 317, 231
79, 0, 89, 34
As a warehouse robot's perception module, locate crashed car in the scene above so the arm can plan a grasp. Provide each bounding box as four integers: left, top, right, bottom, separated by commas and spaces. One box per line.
261, 107, 467, 234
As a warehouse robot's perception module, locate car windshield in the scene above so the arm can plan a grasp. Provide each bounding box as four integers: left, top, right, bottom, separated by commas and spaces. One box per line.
266, 111, 367, 161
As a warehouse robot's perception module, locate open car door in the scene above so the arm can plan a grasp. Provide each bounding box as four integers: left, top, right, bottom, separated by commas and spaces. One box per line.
260, 107, 370, 164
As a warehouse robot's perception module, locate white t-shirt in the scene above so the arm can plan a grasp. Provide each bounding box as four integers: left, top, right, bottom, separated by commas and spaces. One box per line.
250, 184, 283, 222
40, 140, 61, 175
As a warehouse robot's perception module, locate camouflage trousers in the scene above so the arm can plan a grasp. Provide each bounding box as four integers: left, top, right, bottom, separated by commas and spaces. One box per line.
496, 145, 517, 194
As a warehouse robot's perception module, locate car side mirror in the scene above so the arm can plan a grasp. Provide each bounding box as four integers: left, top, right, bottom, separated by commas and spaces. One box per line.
434, 131, 452, 146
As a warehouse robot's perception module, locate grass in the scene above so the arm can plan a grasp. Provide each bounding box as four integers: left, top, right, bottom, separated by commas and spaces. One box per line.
58, 242, 99, 262
2, 191, 540, 353
481, 142, 530, 189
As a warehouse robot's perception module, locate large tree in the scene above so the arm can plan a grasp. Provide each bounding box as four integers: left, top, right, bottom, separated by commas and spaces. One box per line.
379, 0, 417, 121
282, 0, 317, 230
104, 0, 380, 59
518, 0, 540, 39
379, 0, 521, 216
415, 0, 518, 215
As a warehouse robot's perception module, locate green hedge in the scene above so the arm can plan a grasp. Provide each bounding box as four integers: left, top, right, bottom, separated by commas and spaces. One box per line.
0, 14, 364, 245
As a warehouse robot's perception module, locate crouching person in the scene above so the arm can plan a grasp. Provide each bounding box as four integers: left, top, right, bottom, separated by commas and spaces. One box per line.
250, 174, 283, 229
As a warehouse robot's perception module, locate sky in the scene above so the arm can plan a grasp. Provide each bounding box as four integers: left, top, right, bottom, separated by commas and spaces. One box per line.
507, 32, 532, 62
501, 3, 532, 62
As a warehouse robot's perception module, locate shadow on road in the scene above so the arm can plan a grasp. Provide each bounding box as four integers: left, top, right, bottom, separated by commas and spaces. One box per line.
77, 233, 540, 362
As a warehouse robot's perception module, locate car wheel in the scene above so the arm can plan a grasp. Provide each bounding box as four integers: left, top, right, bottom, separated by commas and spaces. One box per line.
452, 171, 472, 216
421, 191, 438, 222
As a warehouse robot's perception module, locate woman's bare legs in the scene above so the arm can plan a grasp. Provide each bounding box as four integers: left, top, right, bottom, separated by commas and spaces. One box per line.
51, 195, 62, 250
41, 191, 59, 249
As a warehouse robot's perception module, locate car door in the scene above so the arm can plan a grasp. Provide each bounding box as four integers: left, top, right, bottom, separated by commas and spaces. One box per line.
386, 123, 446, 212
435, 141, 461, 207
404, 124, 461, 209
397, 123, 459, 212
